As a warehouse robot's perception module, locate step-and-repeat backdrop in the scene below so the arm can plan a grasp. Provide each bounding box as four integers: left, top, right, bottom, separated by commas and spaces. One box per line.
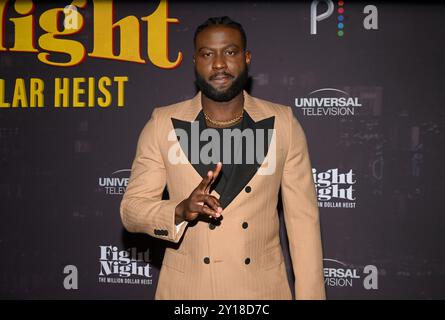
1, 0, 444, 299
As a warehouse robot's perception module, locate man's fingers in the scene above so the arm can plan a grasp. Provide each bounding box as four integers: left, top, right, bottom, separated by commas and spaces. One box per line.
190, 201, 219, 217
201, 205, 219, 217
211, 162, 222, 185
205, 162, 222, 193
197, 163, 223, 194
192, 195, 222, 218
196, 194, 221, 213
197, 170, 213, 192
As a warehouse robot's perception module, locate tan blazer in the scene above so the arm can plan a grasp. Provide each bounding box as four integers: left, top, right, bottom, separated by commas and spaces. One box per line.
120, 91, 326, 300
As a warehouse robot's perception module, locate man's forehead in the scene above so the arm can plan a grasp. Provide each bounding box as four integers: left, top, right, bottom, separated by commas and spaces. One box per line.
196, 26, 243, 49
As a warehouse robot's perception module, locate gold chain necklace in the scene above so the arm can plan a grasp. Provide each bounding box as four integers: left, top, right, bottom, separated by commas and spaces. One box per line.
203, 109, 244, 127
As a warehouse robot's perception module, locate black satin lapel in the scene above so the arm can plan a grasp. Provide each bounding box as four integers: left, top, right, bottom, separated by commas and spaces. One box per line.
171, 112, 209, 180
171, 111, 275, 209
219, 113, 275, 209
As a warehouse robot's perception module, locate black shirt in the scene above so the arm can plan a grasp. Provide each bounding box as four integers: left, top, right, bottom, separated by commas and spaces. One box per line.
202, 119, 243, 194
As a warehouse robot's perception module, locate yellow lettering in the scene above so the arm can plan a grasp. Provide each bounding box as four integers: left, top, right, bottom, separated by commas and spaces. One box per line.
53, 76, 126, 108
12, 78, 28, 107
114, 76, 128, 107
89, 0, 144, 63
29, 78, 44, 107
0, 79, 11, 107
55, 78, 70, 107
37, 1, 87, 66
0, 0, 7, 51
73, 77, 86, 107
141, 0, 182, 69
1, 0, 183, 68
97, 77, 112, 107
88, 77, 95, 107
9, 0, 38, 52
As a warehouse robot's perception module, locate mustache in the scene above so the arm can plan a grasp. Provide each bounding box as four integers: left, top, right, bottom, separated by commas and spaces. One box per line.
209, 72, 234, 80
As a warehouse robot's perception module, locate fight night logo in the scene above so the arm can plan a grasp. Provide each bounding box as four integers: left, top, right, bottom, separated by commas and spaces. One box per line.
0, 0, 182, 68
313, 168, 356, 209
98, 245, 153, 285
310, 0, 378, 36
324, 259, 378, 290
98, 169, 130, 195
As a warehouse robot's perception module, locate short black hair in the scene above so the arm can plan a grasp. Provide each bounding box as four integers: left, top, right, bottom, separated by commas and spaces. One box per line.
194, 16, 247, 51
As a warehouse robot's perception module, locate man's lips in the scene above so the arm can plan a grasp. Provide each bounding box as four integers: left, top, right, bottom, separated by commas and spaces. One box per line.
210, 74, 233, 84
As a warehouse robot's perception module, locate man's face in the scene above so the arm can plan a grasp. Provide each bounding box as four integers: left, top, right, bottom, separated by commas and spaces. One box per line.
194, 25, 251, 102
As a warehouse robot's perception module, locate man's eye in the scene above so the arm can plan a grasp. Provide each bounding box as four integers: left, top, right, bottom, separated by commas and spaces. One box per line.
203, 52, 213, 57
226, 51, 236, 56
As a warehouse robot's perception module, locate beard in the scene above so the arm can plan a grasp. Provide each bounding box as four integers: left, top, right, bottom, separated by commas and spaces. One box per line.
194, 65, 249, 102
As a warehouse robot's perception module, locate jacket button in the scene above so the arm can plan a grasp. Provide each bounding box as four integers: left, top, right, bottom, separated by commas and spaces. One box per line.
245, 186, 252, 193
242, 222, 248, 229
209, 223, 216, 230
203, 257, 210, 264
245, 258, 251, 265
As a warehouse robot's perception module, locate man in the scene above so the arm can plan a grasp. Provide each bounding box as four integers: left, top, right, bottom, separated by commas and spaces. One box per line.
120, 16, 326, 300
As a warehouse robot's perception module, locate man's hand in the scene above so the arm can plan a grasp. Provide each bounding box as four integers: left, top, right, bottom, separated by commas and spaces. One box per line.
175, 162, 223, 224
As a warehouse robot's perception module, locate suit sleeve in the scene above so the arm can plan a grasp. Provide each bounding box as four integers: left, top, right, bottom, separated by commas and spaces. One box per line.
280, 106, 326, 300
120, 108, 188, 243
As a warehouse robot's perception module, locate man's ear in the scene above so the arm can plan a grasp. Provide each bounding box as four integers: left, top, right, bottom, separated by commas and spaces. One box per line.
245, 50, 251, 66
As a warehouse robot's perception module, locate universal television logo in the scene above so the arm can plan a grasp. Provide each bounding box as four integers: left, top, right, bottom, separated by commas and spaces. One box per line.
98, 169, 130, 195
323, 258, 378, 289
295, 88, 362, 117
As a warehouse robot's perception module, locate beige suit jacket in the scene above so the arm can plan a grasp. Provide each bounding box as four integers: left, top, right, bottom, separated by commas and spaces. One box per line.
120, 91, 326, 300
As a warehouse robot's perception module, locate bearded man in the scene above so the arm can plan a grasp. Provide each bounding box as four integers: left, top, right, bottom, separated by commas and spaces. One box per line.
120, 16, 326, 300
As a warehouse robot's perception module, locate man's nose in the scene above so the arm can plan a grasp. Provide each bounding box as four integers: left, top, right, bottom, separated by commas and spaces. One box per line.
212, 54, 227, 70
